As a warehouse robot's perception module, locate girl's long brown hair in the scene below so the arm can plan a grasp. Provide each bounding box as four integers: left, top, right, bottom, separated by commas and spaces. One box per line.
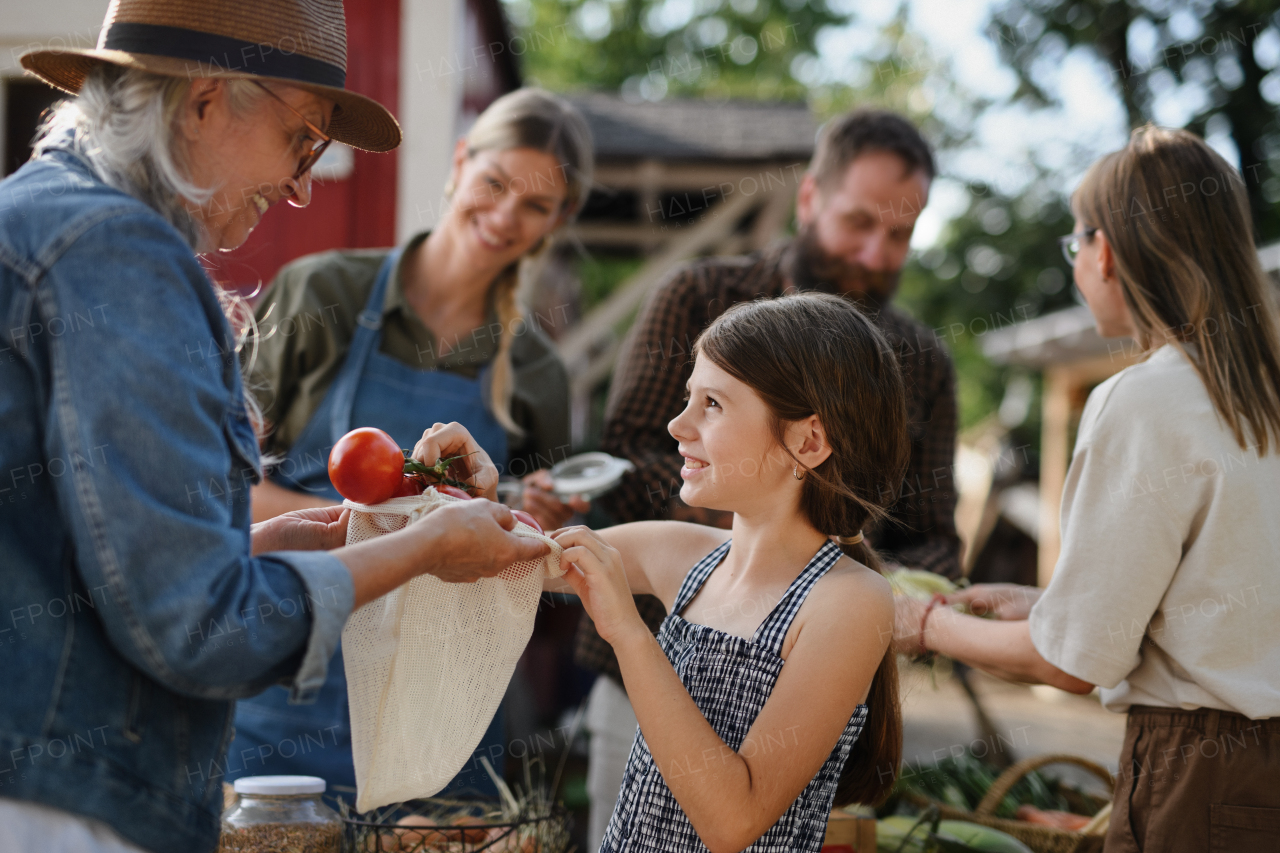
1074, 126, 1280, 454
695, 292, 908, 806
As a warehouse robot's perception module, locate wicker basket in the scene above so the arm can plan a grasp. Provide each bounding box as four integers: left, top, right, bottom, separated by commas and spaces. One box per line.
902, 753, 1114, 853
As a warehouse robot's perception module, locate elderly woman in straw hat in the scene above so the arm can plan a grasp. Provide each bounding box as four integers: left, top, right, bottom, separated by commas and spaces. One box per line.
0, 3, 548, 852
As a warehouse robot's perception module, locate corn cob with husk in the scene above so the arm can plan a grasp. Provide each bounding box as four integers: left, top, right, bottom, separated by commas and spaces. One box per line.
886, 568, 979, 681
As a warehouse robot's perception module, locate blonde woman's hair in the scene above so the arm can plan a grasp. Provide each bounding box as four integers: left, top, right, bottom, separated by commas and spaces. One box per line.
456, 87, 594, 438
1074, 125, 1280, 454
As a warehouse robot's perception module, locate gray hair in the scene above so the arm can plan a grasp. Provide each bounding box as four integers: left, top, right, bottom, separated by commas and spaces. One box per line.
34, 65, 276, 439
34, 64, 265, 248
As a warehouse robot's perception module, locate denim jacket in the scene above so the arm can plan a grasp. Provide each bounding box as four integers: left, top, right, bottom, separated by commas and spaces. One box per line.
0, 137, 354, 852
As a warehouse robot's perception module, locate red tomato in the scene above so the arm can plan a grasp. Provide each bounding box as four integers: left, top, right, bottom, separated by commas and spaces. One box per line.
391, 476, 424, 498
434, 484, 472, 501
328, 428, 405, 504
511, 509, 543, 534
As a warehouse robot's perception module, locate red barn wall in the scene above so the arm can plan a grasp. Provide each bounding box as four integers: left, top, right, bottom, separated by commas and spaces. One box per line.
210, 0, 401, 295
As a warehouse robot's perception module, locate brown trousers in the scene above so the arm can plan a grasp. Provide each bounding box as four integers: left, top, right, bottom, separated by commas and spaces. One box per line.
1105, 705, 1280, 853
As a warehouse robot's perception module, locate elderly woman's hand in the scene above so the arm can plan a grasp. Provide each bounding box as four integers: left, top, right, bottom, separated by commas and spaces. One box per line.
520, 469, 590, 531
414, 500, 551, 584
251, 505, 351, 556
411, 422, 500, 501
336, 498, 552, 607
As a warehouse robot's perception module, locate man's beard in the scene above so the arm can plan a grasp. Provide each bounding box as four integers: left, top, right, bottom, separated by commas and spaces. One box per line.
788, 224, 901, 308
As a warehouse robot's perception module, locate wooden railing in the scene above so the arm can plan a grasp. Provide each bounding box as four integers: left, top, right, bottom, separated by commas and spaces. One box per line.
557, 178, 797, 446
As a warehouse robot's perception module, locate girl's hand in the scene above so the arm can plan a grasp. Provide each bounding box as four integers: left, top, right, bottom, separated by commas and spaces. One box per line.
551, 525, 643, 646
411, 422, 500, 500
946, 583, 1042, 621
251, 505, 350, 556
521, 469, 590, 531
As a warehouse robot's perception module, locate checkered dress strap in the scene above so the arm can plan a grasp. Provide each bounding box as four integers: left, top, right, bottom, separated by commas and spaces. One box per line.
670, 539, 732, 616
751, 539, 845, 655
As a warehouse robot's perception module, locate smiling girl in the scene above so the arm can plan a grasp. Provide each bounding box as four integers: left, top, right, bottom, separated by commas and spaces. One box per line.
547, 293, 908, 852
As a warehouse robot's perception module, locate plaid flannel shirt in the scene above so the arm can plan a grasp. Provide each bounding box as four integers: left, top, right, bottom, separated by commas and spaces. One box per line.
576, 241, 962, 685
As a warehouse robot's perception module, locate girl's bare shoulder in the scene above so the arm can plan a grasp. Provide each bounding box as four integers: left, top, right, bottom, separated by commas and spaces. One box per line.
808, 555, 895, 623
778, 554, 894, 663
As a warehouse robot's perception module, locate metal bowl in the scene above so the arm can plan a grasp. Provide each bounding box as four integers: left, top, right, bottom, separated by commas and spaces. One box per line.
547, 452, 635, 502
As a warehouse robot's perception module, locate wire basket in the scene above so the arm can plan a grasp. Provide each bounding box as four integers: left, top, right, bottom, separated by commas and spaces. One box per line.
340, 741, 580, 853
342, 800, 571, 853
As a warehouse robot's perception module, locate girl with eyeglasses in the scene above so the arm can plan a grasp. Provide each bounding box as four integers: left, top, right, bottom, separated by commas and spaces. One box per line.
895, 126, 1280, 852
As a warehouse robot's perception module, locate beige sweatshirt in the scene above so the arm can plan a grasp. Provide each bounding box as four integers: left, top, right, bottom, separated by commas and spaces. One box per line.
1029, 344, 1280, 719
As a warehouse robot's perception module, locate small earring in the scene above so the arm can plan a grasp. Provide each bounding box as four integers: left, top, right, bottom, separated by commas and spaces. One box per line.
792, 464, 804, 481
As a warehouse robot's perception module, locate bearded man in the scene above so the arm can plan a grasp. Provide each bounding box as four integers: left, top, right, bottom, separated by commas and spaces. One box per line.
576, 108, 961, 852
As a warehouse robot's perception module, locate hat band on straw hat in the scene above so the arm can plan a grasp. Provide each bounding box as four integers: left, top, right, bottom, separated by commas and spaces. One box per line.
19, 0, 403, 152
100, 21, 345, 88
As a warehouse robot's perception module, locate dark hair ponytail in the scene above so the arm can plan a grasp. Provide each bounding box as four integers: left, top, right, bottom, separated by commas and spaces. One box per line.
695, 292, 908, 806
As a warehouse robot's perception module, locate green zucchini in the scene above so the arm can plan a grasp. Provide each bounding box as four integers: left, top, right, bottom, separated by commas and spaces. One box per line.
876, 816, 928, 853
936, 821, 1034, 853
895, 753, 1076, 818
877, 814, 1032, 853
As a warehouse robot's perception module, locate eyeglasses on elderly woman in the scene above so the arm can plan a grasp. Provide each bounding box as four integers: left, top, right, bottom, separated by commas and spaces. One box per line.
1058, 226, 1099, 267
252, 80, 332, 181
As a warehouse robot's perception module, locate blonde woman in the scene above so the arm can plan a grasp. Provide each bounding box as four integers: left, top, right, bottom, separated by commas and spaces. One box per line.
895, 127, 1280, 852
232, 88, 594, 796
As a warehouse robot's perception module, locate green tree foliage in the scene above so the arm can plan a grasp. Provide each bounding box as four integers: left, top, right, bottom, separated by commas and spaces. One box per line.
989, 0, 1280, 240
897, 180, 1077, 437
504, 0, 845, 99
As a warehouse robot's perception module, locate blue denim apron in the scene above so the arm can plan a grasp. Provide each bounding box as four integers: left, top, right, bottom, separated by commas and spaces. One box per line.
229, 251, 510, 798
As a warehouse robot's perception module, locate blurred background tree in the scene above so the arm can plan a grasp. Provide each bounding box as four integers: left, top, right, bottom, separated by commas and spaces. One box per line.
990, 0, 1280, 241
506, 0, 844, 99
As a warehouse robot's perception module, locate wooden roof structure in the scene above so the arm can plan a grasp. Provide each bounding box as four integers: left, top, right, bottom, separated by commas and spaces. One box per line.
567, 94, 815, 161
561, 94, 815, 254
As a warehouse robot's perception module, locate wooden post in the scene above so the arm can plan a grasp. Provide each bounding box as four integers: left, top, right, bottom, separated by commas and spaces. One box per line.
1038, 366, 1071, 587
823, 811, 876, 852
637, 159, 663, 252
1038, 349, 1141, 586
749, 181, 796, 249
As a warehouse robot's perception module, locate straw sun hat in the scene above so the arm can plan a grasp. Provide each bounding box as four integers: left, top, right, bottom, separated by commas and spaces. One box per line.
20, 0, 401, 152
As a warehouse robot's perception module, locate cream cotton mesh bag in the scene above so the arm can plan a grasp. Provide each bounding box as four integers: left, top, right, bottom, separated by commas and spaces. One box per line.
340, 488, 564, 812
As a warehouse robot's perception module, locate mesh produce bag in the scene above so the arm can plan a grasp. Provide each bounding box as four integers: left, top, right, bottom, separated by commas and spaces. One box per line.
340, 489, 564, 812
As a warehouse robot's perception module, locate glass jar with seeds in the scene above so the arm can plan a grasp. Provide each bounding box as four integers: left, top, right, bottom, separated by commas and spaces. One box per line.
219, 775, 343, 853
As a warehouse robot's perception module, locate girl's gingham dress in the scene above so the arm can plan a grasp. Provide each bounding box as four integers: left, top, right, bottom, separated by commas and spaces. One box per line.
600, 539, 869, 853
